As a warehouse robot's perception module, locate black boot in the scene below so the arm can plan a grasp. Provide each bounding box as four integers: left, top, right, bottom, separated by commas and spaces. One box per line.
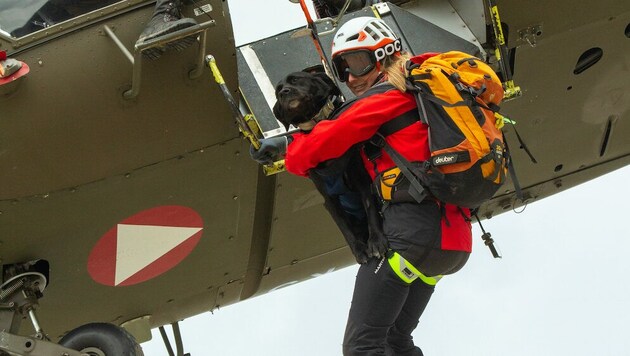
137, 0, 198, 60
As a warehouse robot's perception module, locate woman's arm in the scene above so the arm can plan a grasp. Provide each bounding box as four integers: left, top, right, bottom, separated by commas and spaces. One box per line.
285, 90, 416, 176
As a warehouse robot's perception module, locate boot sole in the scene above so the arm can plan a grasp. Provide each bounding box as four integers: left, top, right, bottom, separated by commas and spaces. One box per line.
142, 47, 166, 60
138, 18, 198, 60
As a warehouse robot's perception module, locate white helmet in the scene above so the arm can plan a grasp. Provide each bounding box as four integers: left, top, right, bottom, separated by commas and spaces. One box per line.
331, 17, 401, 81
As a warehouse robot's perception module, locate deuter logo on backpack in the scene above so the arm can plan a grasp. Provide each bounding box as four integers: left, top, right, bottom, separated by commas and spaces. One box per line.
432, 153, 459, 166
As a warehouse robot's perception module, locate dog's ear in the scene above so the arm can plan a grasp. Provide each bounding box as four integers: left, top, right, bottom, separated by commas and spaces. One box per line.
273, 79, 291, 130
302, 64, 325, 74
313, 72, 341, 97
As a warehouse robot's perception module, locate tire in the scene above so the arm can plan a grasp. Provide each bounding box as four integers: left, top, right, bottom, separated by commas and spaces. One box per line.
59, 322, 144, 356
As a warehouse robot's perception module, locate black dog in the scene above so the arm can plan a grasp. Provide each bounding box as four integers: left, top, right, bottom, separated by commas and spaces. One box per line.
273, 71, 341, 131
273, 71, 388, 263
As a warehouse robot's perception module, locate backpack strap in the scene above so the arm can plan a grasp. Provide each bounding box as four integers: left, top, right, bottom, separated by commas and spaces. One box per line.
364, 108, 421, 171
378, 109, 420, 136
328, 82, 394, 119
507, 120, 538, 164
501, 131, 524, 201
370, 133, 427, 205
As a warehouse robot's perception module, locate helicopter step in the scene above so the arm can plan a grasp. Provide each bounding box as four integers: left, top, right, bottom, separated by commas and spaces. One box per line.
104, 19, 216, 100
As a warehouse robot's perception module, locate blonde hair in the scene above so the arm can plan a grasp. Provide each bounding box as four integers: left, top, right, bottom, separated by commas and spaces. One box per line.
382, 52, 412, 92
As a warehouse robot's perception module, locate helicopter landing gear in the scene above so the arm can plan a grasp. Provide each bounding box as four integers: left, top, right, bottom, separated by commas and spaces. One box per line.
59, 323, 144, 356
0, 260, 143, 356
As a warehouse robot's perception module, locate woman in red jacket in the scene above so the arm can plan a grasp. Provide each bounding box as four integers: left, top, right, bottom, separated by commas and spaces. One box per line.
284, 17, 472, 355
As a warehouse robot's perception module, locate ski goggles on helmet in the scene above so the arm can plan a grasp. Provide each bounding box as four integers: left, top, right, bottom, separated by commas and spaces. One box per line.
331, 39, 402, 82
332, 50, 377, 82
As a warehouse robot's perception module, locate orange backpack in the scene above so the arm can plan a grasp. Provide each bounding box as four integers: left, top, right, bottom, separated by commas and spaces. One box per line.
376, 51, 521, 208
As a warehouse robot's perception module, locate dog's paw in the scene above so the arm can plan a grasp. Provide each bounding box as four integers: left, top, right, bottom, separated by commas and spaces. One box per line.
367, 233, 389, 259
354, 251, 370, 265
350, 240, 370, 264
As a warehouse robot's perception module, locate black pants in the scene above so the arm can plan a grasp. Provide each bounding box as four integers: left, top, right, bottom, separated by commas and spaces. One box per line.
342, 257, 433, 356
342, 202, 470, 355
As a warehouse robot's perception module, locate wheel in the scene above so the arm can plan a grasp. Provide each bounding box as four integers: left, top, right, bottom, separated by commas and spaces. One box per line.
59, 322, 144, 356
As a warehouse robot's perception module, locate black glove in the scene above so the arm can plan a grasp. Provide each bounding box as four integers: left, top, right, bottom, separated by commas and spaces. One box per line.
249, 137, 287, 164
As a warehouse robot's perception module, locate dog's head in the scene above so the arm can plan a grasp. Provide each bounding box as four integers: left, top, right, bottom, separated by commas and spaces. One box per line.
273, 71, 341, 130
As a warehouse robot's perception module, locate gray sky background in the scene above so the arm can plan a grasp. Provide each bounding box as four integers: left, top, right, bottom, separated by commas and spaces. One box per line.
142, 1, 630, 355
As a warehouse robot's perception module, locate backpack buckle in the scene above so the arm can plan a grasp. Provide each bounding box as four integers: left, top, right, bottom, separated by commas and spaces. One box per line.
369, 133, 386, 148
364, 135, 384, 162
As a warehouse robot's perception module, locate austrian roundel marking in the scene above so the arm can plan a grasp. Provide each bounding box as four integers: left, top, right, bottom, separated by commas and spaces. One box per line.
87, 205, 204, 287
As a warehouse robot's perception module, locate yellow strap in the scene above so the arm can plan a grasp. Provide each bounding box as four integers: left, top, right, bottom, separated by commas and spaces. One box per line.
387, 252, 442, 285
207, 56, 225, 85
490, 5, 506, 46
495, 113, 517, 129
